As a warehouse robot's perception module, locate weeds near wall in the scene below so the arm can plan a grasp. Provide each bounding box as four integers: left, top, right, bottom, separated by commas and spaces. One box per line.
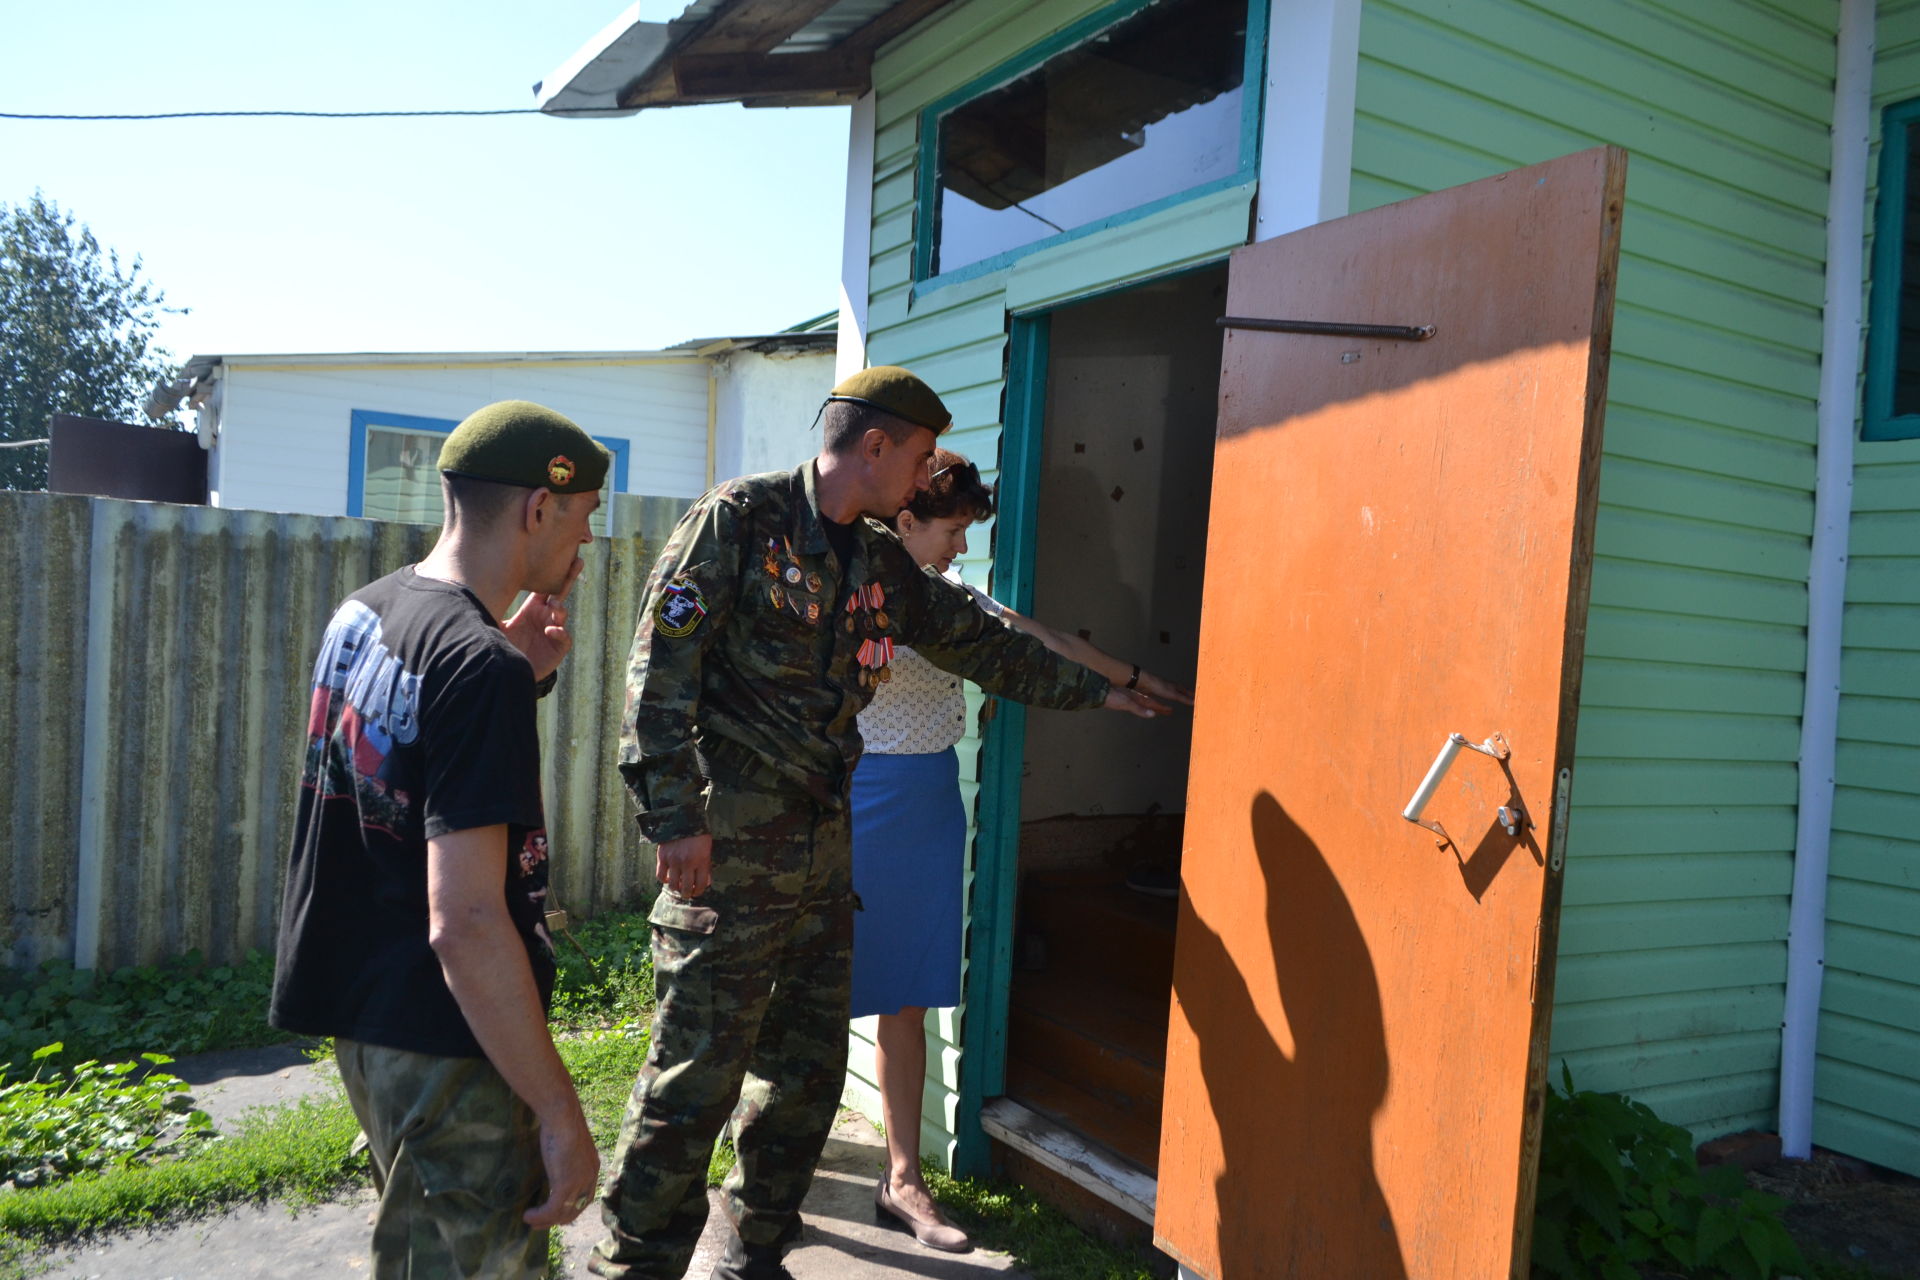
549, 913, 656, 1035
1533, 1066, 1804, 1280
0, 951, 281, 1071
0, 1045, 213, 1190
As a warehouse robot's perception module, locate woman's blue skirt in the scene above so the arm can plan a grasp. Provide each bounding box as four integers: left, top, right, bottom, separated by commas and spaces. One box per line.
849, 747, 965, 1017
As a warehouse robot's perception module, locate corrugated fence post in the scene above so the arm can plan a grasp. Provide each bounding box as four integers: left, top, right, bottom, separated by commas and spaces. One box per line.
72, 498, 119, 972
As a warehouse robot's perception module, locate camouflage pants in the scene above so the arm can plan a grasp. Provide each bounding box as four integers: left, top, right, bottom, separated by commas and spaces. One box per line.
337, 1039, 548, 1280
590, 799, 855, 1280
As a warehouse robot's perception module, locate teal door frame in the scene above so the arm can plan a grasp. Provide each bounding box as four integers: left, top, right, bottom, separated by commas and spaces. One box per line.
955, 312, 1050, 1176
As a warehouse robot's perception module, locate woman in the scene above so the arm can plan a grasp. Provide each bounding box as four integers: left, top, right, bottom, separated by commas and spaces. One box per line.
854, 448, 1190, 1251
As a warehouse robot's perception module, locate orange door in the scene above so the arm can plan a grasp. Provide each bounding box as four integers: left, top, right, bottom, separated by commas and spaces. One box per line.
1155, 147, 1625, 1279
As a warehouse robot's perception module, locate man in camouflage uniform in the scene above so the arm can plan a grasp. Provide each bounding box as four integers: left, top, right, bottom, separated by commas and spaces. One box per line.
591, 367, 1165, 1280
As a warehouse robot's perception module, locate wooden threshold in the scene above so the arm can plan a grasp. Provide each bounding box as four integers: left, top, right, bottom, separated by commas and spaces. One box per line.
980, 1097, 1157, 1224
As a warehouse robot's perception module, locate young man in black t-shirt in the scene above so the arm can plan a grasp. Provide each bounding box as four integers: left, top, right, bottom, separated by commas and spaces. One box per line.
271, 400, 610, 1278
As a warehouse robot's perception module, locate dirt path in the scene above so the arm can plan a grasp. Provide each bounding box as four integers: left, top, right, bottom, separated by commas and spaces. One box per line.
34, 1050, 1027, 1280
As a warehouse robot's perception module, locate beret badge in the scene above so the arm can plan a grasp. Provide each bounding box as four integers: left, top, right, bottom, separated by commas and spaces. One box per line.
547, 455, 576, 487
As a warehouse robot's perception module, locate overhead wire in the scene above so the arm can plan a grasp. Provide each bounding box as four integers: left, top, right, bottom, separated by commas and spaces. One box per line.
0, 107, 631, 121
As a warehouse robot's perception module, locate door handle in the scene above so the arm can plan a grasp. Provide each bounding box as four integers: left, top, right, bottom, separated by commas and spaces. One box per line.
1403, 732, 1520, 845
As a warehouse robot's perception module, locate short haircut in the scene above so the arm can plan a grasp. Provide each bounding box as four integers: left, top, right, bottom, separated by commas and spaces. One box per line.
822, 400, 924, 454
903, 448, 995, 524
441, 471, 527, 530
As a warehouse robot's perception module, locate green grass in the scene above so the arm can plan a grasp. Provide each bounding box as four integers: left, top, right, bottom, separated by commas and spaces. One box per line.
0, 912, 660, 1277
925, 1166, 1157, 1280
558, 1025, 650, 1145
0, 1091, 362, 1248
0, 1033, 660, 1278
0, 915, 1153, 1280
549, 915, 655, 1037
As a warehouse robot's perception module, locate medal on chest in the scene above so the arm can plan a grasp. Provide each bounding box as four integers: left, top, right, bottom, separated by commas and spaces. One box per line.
845, 582, 894, 687
764, 536, 823, 625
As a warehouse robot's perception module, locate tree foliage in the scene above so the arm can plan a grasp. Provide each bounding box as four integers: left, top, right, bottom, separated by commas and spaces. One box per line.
0, 192, 181, 490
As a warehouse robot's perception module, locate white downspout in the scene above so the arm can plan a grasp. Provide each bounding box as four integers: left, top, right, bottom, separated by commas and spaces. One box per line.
1780, 0, 1873, 1161
836, 91, 876, 380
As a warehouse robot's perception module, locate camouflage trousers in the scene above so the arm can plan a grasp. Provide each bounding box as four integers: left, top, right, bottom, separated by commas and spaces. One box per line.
337, 1039, 548, 1280
590, 797, 855, 1280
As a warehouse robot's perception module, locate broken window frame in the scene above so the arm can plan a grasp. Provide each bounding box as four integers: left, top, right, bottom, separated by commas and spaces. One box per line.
911, 0, 1267, 291
1865, 97, 1920, 441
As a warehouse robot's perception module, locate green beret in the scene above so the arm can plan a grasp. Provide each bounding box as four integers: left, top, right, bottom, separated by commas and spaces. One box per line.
438, 400, 610, 494
826, 365, 952, 434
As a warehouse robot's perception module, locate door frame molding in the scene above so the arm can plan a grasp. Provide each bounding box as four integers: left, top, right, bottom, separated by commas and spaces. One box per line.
955, 312, 1051, 1176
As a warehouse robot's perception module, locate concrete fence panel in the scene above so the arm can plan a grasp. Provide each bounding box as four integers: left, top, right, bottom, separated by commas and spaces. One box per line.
0, 492, 658, 973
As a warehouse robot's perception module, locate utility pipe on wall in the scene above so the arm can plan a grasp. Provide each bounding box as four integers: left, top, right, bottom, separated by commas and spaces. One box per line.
1780, 0, 1873, 1161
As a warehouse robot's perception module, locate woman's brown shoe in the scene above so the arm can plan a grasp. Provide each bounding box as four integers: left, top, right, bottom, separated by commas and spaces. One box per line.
874, 1179, 971, 1253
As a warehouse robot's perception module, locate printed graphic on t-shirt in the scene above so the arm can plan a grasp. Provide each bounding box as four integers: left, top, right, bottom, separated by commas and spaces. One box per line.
304, 601, 423, 836
520, 830, 554, 950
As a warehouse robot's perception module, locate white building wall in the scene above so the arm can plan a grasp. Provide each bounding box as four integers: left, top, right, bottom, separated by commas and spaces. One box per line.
711, 347, 836, 482
209, 357, 714, 517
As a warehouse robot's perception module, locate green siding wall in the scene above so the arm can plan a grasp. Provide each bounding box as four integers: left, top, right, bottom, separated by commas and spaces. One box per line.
851, 0, 1866, 1169
848, 0, 1257, 1166
1352, 0, 1834, 1139
1817, 0, 1920, 1177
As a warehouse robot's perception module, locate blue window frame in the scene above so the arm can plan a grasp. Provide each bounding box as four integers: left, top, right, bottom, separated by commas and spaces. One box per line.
1865, 98, 1920, 441
346, 408, 631, 529
912, 0, 1266, 292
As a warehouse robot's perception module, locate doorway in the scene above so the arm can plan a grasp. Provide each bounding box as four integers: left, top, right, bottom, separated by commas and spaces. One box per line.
988, 263, 1227, 1198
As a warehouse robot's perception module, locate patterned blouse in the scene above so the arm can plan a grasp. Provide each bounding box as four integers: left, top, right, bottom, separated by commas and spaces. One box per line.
857, 580, 1005, 756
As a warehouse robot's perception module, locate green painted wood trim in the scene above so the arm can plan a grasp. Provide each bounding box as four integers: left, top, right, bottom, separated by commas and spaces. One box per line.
912, 0, 1267, 291
1866, 97, 1920, 442
954, 313, 1049, 1177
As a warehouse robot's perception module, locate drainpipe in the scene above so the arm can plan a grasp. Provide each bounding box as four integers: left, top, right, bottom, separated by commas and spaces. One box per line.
1779, 0, 1872, 1161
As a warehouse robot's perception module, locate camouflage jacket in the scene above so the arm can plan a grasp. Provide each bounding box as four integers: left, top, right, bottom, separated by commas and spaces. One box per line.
620, 462, 1110, 842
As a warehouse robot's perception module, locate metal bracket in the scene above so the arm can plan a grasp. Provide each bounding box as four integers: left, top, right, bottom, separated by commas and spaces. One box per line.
1402, 732, 1520, 846
1548, 767, 1572, 873
1218, 316, 1437, 342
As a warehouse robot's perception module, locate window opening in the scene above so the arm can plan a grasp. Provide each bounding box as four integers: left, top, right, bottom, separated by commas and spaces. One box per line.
349, 410, 634, 537
1865, 99, 1920, 440
926, 0, 1251, 280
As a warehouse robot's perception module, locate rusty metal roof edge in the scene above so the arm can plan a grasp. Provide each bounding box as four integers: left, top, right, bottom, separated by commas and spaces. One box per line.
537, 0, 907, 115
534, 1, 679, 117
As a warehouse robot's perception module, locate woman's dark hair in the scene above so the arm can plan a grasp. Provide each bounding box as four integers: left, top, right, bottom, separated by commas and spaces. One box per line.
902, 447, 995, 524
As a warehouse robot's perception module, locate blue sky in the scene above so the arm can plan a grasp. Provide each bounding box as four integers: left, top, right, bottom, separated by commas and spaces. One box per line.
1, 1, 850, 362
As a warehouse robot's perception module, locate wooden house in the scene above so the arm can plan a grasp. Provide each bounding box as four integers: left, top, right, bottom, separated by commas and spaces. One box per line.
173, 326, 835, 536
541, 1, 1920, 1273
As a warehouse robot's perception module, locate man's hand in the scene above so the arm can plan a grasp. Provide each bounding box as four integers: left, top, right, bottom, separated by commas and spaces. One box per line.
523, 1104, 601, 1228
1134, 669, 1194, 707
503, 559, 583, 682
1103, 687, 1171, 718
656, 834, 714, 898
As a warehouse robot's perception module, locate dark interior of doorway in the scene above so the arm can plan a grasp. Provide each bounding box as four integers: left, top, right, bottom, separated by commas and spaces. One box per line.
1003, 263, 1227, 1186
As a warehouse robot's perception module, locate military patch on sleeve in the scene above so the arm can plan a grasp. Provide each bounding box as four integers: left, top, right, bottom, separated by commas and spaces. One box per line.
656, 577, 708, 638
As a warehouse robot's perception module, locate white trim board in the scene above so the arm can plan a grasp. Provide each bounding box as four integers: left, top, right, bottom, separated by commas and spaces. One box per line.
1255, 0, 1360, 240
979, 1097, 1157, 1224
837, 91, 877, 379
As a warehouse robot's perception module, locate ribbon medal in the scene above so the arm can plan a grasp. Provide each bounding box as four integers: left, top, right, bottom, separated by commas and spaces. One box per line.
847, 583, 893, 686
